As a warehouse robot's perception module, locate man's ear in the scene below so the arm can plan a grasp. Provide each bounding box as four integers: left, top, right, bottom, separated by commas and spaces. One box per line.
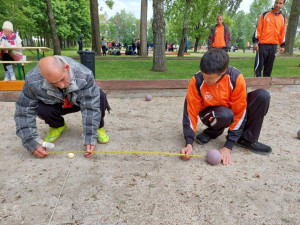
64, 64, 70, 72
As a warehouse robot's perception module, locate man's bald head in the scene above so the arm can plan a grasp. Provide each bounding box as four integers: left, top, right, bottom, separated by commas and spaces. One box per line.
39, 56, 70, 89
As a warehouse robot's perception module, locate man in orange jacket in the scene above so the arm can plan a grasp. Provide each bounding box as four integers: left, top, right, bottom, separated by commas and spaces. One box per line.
253, 0, 286, 77
180, 49, 272, 165
208, 15, 232, 52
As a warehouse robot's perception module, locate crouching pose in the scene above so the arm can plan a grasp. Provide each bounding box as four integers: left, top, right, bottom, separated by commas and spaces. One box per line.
180, 49, 271, 165
15, 56, 110, 158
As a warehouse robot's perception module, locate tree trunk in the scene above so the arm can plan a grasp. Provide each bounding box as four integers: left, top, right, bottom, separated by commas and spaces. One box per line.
283, 0, 300, 55
194, 37, 200, 53
177, 0, 191, 57
140, 0, 148, 57
45, 0, 61, 55
90, 0, 101, 55
151, 0, 167, 72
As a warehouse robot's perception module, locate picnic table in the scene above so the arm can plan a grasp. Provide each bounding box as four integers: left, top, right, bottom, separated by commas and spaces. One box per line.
0, 46, 52, 79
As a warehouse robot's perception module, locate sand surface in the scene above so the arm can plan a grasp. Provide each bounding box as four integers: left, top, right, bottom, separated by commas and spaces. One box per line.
0, 86, 300, 225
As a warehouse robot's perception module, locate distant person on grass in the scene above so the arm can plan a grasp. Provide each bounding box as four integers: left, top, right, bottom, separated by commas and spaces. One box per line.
253, 0, 286, 77
15, 56, 110, 159
208, 14, 231, 52
78, 34, 83, 51
101, 36, 107, 56
180, 49, 272, 165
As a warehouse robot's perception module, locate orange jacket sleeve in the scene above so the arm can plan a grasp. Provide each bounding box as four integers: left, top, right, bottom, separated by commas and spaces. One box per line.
183, 76, 202, 145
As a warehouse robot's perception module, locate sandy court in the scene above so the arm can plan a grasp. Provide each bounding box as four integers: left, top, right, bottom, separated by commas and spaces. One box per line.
0, 85, 300, 225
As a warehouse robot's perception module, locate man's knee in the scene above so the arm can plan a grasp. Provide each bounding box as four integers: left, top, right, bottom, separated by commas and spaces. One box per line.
207, 107, 234, 129
215, 107, 234, 124
249, 89, 270, 105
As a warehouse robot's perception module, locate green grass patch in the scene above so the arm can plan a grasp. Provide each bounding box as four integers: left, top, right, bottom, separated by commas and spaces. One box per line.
94, 57, 300, 80
0, 53, 299, 80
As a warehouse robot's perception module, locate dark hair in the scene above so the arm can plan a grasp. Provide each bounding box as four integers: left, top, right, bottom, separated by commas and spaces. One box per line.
200, 49, 229, 74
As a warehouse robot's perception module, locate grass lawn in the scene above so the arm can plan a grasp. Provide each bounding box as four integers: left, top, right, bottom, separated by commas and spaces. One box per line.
0, 48, 299, 80
94, 57, 300, 80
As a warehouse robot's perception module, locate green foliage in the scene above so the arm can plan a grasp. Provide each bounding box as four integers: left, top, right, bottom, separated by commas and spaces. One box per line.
230, 11, 254, 48
101, 10, 140, 44
0, 0, 91, 47
164, 0, 242, 50
104, 0, 114, 9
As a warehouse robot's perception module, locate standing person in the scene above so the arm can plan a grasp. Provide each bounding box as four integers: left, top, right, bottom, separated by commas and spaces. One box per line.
136, 38, 141, 55
184, 40, 189, 53
180, 49, 272, 165
101, 36, 107, 56
147, 41, 149, 55
0, 21, 23, 81
131, 38, 136, 55
14, 56, 110, 159
78, 34, 83, 51
253, 0, 286, 77
208, 14, 232, 52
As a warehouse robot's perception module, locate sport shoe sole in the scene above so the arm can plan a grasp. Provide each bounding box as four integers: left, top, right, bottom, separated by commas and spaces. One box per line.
235, 142, 272, 155
195, 132, 211, 145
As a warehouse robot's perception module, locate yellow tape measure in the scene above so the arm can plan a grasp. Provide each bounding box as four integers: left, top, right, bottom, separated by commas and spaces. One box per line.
49, 150, 204, 158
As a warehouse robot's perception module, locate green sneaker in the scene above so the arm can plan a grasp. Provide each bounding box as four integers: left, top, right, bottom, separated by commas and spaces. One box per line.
44, 123, 67, 143
97, 128, 109, 144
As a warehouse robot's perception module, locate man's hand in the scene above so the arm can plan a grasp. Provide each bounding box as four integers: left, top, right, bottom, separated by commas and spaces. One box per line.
278, 47, 284, 54
84, 144, 96, 158
180, 144, 193, 160
253, 44, 258, 51
33, 145, 49, 158
219, 147, 231, 165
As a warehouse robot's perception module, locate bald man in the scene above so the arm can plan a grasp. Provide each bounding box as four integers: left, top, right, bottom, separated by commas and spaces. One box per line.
14, 56, 110, 158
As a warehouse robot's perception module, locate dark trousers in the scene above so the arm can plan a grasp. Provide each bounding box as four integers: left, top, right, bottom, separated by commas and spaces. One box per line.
199, 89, 270, 143
78, 43, 83, 51
102, 46, 107, 56
2, 53, 14, 71
37, 89, 109, 128
254, 44, 277, 77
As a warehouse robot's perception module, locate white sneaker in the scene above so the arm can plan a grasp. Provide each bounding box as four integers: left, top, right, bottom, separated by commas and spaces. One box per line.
4, 71, 10, 81
10, 74, 16, 81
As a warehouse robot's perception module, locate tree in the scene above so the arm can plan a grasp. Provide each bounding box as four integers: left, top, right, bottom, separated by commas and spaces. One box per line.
105, 10, 138, 44
90, 0, 101, 54
140, 0, 148, 56
284, 0, 300, 55
165, 0, 242, 54
230, 12, 253, 49
152, 0, 167, 72
45, 0, 61, 55
177, 0, 191, 57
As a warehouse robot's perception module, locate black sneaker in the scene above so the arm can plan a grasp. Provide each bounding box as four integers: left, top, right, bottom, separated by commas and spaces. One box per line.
236, 136, 272, 155
195, 132, 211, 145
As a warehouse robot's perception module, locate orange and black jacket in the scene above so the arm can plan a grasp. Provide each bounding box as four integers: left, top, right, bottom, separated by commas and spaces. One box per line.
183, 67, 247, 150
208, 23, 232, 49
253, 9, 287, 47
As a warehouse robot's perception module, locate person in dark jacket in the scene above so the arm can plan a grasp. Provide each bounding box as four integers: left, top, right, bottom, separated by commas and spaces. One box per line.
78, 34, 83, 51
131, 38, 136, 55
208, 15, 231, 52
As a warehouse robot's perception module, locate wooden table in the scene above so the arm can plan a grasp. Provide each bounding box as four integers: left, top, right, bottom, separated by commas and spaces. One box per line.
0, 46, 52, 79
0, 46, 52, 60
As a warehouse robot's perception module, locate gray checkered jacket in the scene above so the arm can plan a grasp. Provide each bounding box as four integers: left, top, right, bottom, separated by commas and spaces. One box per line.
14, 56, 100, 153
